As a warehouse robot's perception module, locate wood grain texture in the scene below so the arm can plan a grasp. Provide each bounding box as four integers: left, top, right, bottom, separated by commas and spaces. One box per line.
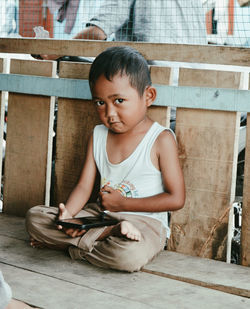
53, 62, 100, 206
148, 66, 172, 127
3, 60, 56, 216
168, 68, 241, 261
241, 74, 250, 266
0, 58, 5, 200
0, 214, 249, 308
144, 251, 250, 298
0, 38, 250, 66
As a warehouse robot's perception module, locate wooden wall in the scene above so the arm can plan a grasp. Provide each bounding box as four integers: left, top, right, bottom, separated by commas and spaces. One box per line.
242, 74, 250, 266
3, 60, 56, 215
0, 59, 5, 196
53, 62, 100, 206
168, 69, 241, 261
0, 39, 249, 266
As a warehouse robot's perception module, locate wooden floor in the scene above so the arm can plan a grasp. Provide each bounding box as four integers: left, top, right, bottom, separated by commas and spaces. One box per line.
0, 213, 250, 309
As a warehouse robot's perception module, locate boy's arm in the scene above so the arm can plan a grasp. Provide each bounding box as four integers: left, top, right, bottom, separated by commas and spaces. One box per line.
100, 130, 185, 212
62, 134, 97, 217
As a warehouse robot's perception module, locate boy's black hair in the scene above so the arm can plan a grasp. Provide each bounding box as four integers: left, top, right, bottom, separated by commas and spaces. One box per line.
89, 46, 152, 97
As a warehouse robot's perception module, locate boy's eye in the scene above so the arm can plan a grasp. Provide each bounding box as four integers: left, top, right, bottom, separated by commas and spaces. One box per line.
114, 98, 124, 104
95, 101, 105, 107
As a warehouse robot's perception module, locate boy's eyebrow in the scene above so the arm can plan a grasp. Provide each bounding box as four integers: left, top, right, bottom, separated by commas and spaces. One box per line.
92, 93, 125, 100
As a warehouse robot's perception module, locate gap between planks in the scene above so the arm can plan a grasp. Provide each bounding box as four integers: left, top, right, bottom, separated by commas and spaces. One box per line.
0, 260, 143, 303
2, 252, 249, 300
141, 268, 250, 299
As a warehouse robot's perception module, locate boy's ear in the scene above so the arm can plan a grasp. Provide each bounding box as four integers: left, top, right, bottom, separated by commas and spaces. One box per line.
145, 86, 157, 107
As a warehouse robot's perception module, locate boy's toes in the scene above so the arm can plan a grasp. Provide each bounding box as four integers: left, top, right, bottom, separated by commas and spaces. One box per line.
120, 221, 141, 241
30, 238, 46, 248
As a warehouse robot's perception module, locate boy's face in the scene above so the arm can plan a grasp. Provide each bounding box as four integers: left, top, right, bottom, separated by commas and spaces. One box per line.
91, 73, 155, 134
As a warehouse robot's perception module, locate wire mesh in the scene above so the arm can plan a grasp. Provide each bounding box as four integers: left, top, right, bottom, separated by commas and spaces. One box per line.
0, 0, 249, 46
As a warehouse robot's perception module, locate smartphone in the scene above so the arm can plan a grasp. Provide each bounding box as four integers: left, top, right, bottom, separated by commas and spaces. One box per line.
56, 215, 118, 230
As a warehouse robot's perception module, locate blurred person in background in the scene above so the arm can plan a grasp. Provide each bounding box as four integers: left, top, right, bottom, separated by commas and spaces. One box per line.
0, 0, 18, 37
41, 0, 207, 59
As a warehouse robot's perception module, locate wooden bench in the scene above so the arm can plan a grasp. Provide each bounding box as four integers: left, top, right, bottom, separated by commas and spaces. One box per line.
0, 38, 250, 307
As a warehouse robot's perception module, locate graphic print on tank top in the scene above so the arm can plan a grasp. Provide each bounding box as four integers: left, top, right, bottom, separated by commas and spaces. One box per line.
101, 179, 139, 198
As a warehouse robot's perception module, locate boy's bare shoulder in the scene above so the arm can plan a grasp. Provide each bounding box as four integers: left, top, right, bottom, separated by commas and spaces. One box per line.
155, 129, 177, 155
157, 129, 176, 144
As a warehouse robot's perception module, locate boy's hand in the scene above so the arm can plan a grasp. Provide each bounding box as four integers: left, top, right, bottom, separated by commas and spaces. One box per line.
99, 185, 125, 212
57, 202, 72, 231
58, 203, 72, 221
63, 227, 86, 238
57, 203, 86, 237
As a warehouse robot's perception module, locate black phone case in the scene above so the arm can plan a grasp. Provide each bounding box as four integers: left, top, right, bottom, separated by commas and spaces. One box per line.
56, 216, 118, 230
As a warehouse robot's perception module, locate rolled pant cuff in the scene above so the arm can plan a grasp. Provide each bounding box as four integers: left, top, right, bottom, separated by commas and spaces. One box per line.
77, 226, 107, 252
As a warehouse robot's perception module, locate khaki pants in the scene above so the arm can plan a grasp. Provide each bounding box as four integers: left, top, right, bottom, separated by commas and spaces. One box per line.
25, 203, 166, 272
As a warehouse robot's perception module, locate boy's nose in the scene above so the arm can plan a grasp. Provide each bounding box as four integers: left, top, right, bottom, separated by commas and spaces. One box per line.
106, 104, 117, 119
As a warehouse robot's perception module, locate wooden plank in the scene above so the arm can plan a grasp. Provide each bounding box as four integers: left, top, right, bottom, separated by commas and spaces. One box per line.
241, 73, 250, 266
2, 74, 249, 112
168, 69, 241, 261
3, 59, 56, 216
1, 264, 147, 309
0, 214, 27, 240
144, 251, 250, 298
0, 38, 250, 66
2, 258, 249, 309
59, 61, 91, 79
148, 66, 172, 127
0, 73, 92, 99
53, 62, 100, 206
0, 58, 7, 204
0, 222, 249, 309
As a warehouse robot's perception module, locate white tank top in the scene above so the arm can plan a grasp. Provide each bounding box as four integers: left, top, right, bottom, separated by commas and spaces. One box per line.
93, 122, 173, 237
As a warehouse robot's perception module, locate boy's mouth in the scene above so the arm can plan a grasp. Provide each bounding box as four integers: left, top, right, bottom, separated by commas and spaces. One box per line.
109, 120, 120, 125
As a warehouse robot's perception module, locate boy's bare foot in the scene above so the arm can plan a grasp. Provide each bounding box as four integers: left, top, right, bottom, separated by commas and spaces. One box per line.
29, 238, 66, 250
30, 238, 46, 249
118, 221, 141, 241
98, 221, 141, 241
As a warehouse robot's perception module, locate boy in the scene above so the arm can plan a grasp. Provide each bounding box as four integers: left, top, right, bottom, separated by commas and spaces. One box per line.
26, 46, 185, 272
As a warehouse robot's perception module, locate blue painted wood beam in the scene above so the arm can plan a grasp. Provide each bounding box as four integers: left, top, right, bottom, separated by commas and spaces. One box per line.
0, 73, 249, 112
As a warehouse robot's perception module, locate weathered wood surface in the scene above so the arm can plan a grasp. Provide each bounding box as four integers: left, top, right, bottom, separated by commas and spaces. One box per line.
145, 251, 250, 298
242, 105, 250, 266
1, 74, 250, 112
53, 62, 100, 206
0, 214, 249, 309
0, 44, 249, 267
3, 59, 56, 215
0, 58, 6, 197
0, 38, 250, 66
148, 66, 172, 128
168, 69, 241, 261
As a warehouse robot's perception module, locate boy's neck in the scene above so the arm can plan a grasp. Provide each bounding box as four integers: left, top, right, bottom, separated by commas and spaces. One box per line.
106, 118, 154, 164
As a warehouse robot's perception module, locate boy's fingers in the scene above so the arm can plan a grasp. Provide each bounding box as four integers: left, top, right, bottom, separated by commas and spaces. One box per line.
101, 185, 113, 193
71, 229, 79, 238
64, 228, 74, 236
77, 230, 86, 237
59, 203, 65, 211
58, 203, 73, 219
58, 203, 64, 216
69, 229, 85, 238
